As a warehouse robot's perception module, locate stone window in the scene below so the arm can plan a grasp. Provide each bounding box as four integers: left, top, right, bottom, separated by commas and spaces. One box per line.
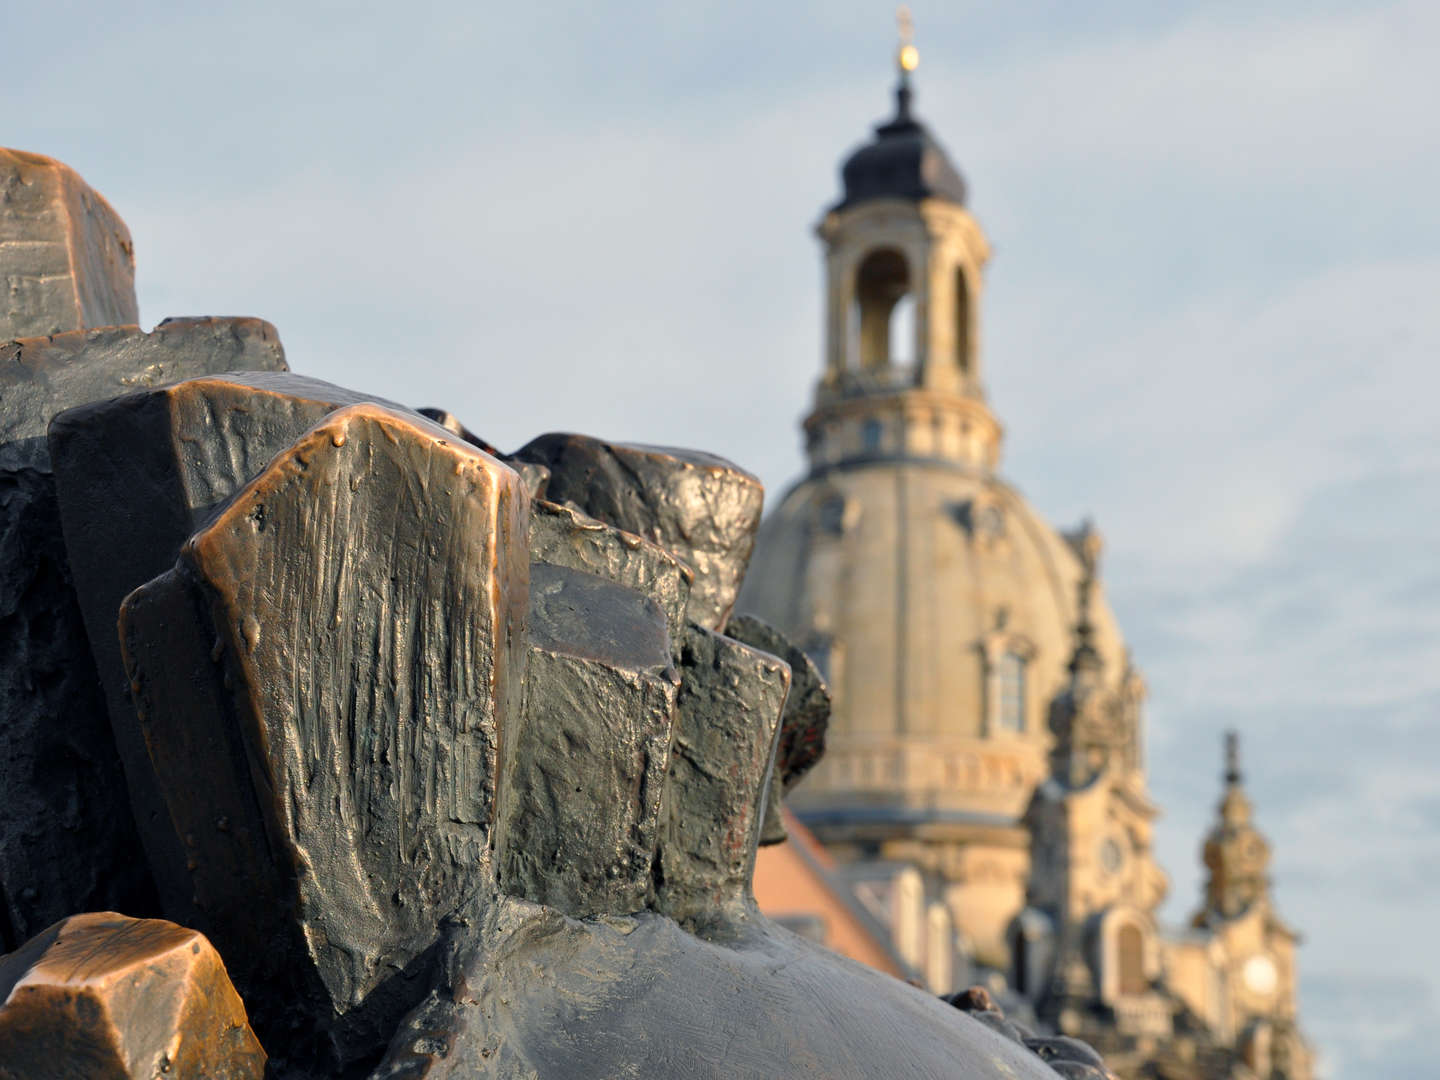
954, 265, 971, 375
853, 247, 910, 370
995, 652, 1026, 733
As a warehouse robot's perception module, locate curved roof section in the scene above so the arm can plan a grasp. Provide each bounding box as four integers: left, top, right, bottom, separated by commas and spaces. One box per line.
836, 82, 968, 211
738, 459, 1129, 759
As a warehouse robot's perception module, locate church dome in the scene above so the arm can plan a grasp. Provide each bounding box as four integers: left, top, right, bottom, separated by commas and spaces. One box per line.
837, 83, 968, 211
737, 460, 1130, 832
737, 52, 1135, 969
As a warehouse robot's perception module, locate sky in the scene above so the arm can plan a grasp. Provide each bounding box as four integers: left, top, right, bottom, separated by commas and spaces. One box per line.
8, 1, 1439, 1075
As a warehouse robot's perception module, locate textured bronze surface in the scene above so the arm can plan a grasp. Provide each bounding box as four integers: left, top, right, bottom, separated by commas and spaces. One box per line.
653, 624, 789, 931
714, 613, 829, 852
0, 148, 138, 341
0, 912, 265, 1079
373, 898, 1060, 1080
0, 319, 286, 950
513, 434, 763, 630
528, 498, 692, 649
49, 369, 405, 924
4, 319, 284, 451
497, 562, 678, 917
120, 404, 528, 1070
723, 614, 831, 845
416, 406, 550, 498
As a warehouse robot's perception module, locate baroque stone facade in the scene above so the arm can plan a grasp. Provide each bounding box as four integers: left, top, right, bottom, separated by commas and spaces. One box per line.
740, 53, 1313, 1080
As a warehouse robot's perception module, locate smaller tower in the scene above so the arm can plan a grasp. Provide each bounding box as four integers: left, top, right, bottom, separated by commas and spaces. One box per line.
1196, 733, 1271, 921
806, 10, 1000, 475
1048, 526, 1142, 790
1015, 533, 1168, 1036
1189, 734, 1314, 1080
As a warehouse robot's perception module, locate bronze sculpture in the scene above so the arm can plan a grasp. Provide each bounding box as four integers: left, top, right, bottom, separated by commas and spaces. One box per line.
0, 147, 1112, 1079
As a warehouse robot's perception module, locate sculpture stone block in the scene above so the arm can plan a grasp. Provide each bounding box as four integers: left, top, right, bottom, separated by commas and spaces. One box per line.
528, 497, 692, 649
497, 562, 679, 917
654, 624, 789, 929
723, 614, 831, 845
49, 369, 404, 910
0, 912, 265, 1079
0, 318, 285, 950
0, 148, 138, 341
119, 404, 529, 1068
512, 435, 763, 631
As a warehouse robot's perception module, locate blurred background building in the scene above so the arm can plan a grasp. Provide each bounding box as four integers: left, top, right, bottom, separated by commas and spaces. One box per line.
743, 32, 1312, 1080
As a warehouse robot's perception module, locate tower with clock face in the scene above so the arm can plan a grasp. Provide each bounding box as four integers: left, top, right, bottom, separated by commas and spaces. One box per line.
1181, 734, 1313, 1080
1009, 540, 1172, 1037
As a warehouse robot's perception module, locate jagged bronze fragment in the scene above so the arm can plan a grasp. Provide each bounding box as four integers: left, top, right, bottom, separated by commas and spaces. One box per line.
0, 148, 137, 341
0, 912, 265, 1080
723, 614, 831, 845
528, 497, 692, 649
653, 624, 789, 930
0, 318, 286, 950
119, 403, 528, 1070
497, 562, 679, 917
512, 434, 763, 631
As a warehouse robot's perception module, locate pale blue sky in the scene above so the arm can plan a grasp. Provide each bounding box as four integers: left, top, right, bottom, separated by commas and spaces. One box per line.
8, 2, 1438, 1075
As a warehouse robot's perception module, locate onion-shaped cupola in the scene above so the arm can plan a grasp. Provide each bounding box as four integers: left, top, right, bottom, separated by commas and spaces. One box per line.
836, 37, 968, 211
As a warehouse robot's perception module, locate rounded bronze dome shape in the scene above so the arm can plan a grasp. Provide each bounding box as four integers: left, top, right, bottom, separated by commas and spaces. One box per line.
378, 900, 1058, 1079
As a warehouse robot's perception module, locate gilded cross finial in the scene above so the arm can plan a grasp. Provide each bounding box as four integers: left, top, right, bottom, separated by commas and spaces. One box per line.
896, 6, 919, 74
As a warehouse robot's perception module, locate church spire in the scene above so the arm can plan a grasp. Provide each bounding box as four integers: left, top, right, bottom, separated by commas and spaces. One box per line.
1048, 522, 1116, 787
1196, 731, 1272, 924
894, 5, 919, 120
1225, 729, 1242, 785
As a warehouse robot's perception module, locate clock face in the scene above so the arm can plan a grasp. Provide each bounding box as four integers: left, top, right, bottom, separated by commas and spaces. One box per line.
1243, 954, 1278, 996
1099, 837, 1123, 875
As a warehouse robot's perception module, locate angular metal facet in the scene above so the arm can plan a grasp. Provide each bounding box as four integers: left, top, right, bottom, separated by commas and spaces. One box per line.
497, 562, 679, 917
120, 404, 528, 1065
654, 624, 789, 929
0, 912, 265, 1080
513, 434, 763, 631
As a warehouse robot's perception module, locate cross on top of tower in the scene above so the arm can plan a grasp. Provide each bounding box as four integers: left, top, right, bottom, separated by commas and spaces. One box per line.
897, 6, 919, 75
1225, 730, 1243, 786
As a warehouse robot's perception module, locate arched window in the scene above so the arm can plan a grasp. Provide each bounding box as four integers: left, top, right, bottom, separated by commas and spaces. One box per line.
889, 293, 915, 366
995, 652, 1026, 734
954, 266, 971, 375
853, 248, 910, 370
1117, 923, 1146, 996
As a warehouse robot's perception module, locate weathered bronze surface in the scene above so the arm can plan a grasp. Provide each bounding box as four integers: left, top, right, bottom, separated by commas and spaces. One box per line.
372, 898, 1058, 1080
528, 497, 692, 649
497, 562, 678, 917
723, 614, 831, 845
0, 149, 138, 341
0, 912, 265, 1079
654, 624, 789, 931
417, 406, 550, 498
513, 434, 763, 630
0, 319, 285, 951
49, 369, 401, 919
120, 404, 528, 1070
